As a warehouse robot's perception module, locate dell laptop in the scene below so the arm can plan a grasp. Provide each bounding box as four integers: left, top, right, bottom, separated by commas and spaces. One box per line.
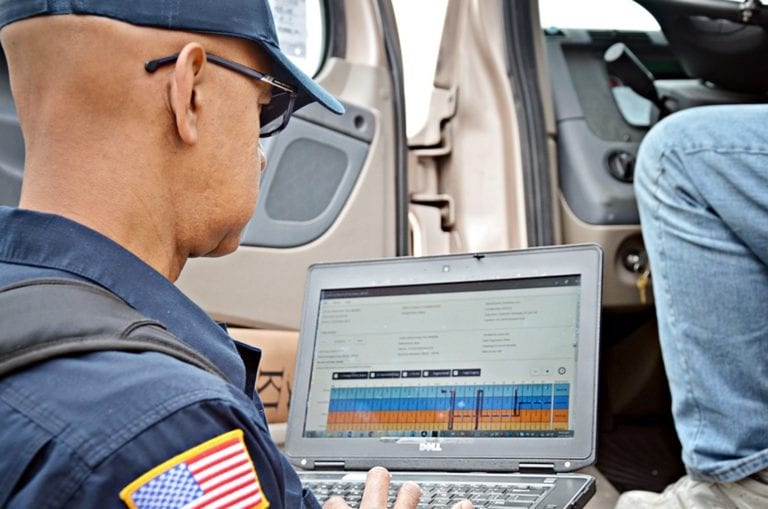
286, 245, 603, 508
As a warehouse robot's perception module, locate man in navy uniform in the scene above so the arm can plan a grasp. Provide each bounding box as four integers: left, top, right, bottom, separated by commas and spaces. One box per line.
0, 2, 472, 508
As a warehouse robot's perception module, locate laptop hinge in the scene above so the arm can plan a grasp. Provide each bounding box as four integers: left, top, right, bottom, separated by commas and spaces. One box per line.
314, 461, 346, 470
518, 463, 557, 474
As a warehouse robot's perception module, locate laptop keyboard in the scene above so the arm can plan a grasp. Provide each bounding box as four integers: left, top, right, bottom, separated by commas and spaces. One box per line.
306, 480, 553, 508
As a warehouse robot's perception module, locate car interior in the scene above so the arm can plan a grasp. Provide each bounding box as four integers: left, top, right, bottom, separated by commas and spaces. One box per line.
1, 0, 766, 505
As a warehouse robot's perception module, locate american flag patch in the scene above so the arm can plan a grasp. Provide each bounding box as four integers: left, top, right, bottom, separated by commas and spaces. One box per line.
120, 429, 269, 509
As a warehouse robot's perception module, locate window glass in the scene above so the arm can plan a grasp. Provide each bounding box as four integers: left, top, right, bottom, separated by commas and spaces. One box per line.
539, 0, 660, 31
269, 0, 326, 77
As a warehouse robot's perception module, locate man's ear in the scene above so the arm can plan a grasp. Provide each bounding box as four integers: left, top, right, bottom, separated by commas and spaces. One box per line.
169, 42, 206, 145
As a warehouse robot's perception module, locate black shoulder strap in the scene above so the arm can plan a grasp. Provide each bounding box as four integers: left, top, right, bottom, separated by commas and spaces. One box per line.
0, 278, 228, 381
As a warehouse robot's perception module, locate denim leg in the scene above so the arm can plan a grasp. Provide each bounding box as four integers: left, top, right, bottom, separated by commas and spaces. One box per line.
634, 104, 768, 483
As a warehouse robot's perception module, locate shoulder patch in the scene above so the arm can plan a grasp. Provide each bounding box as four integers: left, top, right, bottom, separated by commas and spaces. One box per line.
120, 429, 270, 509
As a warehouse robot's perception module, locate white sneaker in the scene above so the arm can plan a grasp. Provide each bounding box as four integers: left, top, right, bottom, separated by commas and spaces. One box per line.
614, 471, 768, 509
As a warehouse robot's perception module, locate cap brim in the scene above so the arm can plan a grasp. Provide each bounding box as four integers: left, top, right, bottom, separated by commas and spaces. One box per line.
259, 42, 344, 116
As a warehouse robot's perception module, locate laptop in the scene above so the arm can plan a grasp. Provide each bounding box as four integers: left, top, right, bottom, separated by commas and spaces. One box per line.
285, 245, 603, 508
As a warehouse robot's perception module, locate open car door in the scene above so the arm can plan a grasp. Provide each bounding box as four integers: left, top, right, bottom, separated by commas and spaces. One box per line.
409, 0, 649, 308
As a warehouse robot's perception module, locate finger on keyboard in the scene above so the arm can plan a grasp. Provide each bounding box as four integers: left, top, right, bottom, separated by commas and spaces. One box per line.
393, 481, 422, 508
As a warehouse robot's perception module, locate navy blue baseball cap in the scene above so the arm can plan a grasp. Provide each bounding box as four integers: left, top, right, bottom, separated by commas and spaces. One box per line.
0, 0, 344, 116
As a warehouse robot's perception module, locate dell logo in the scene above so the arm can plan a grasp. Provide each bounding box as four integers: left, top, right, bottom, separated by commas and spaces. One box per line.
419, 442, 442, 452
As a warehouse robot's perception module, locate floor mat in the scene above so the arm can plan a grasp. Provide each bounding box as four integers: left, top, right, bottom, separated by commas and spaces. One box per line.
597, 420, 686, 493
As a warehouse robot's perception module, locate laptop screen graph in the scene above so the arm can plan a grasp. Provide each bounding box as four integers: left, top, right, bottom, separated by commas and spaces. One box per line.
303, 275, 581, 440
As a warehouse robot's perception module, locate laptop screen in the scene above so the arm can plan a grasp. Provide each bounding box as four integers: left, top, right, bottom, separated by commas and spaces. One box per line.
286, 246, 601, 472
303, 274, 581, 440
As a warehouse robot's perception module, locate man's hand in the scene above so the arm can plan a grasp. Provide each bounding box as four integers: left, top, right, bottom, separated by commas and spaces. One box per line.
322, 466, 472, 509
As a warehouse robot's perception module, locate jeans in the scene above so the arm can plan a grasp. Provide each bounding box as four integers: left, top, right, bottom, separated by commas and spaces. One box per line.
634, 104, 768, 483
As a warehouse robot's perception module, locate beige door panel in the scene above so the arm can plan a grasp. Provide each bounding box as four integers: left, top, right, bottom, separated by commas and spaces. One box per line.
409, 0, 528, 257
560, 195, 647, 307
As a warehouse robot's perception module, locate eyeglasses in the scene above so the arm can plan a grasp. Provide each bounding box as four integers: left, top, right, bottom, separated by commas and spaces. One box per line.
145, 53, 297, 138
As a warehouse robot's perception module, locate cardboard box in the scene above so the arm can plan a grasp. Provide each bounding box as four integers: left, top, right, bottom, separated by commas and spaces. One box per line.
228, 328, 298, 425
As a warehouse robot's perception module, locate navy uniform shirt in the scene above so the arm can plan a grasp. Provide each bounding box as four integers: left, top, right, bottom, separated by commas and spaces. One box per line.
0, 206, 320, 508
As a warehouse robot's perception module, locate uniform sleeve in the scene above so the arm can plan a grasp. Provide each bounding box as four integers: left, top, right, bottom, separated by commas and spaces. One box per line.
65, 396, 321, 509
